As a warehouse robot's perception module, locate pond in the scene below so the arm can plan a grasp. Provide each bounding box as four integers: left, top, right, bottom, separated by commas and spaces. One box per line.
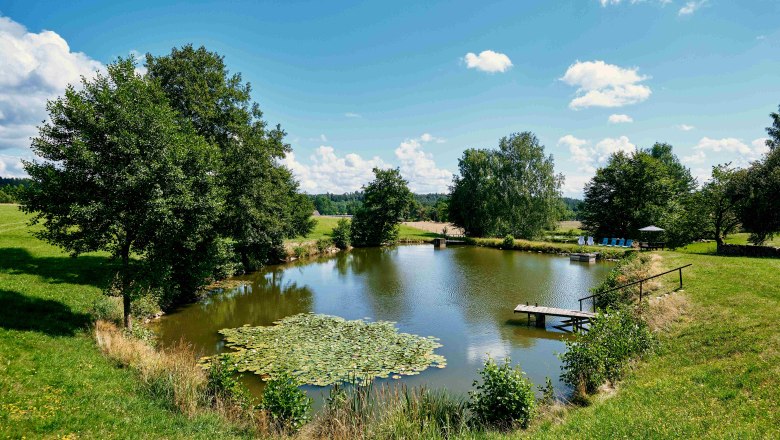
151, 245, 613, 403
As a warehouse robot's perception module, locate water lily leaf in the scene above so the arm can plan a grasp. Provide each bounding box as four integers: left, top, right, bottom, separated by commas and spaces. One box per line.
203, 313, 446, 386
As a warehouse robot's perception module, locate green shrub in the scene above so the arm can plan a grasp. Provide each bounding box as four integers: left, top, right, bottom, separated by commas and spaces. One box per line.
316, 238, 333, 253
408, 388, 468, 437
332, 218, 352, 250
559, 306, 654, 396
131, 293, 162, 320
89, 296, 122, 324
468, 357, 536, 430
537, 377, 555, 406
502, 234, 515, 249
293, 246, 309, 259
261, 372, 311, 433
205, 356, 251, 407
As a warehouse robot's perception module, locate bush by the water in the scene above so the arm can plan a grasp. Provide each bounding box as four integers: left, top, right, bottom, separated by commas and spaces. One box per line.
331, 218, 352, 249
560, 307, 654, 396
261, 372, 312, 433
468, 357, 536, 430
590, 252, 655, 310
502, 234, 515, 248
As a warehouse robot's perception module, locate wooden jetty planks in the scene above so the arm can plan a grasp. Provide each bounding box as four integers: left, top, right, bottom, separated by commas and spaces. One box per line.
513, 304, 595, 319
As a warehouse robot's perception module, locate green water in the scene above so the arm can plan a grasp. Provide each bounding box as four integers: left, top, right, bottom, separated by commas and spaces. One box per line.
152, 245, 613, 400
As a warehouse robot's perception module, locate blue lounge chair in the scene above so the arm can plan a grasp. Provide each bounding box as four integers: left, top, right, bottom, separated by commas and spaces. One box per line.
600, 238, 608, 246
577, 236, 585, 246
608, 238, 618, 247
587, 236, 594, 246
624, 239, 634, 248
617, 238, 625, 247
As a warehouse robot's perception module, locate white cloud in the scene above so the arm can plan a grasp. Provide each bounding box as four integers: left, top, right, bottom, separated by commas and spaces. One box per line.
0, 15, 104, 151
608, 114, 633, 124
677, 124, 695, 131
689, 136, 770, 166
320, 134, 327, 142
395, 134, 452, 193
344, 112, 361, 118
464, 50, 513, 73
559, 134, 636, 197
682, 150, 706, 164
281, 134, 452, 194
0, 154, 27, 177
281, 146, 388, 194
561, 60, 651, 109
559, 134, 636, 170
679, 1, 707, 16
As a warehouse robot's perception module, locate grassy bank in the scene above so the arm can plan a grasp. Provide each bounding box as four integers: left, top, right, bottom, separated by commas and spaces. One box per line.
0, 205, 251, 439
472, 237, 630, 259
2, 201, 779, 438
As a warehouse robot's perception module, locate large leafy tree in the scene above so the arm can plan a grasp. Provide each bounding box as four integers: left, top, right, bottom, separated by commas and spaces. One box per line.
581, 143, 696, 239
698, 164, 747, 246
20, 59, 222, 329
449, 132, 563, 238
766, 104, 780, 150
734, 148, 780, 245
350, 168, 414, 246
146, 45, 314, 270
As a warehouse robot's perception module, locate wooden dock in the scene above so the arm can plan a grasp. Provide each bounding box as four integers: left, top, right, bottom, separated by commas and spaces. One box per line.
513, 304, 596, 331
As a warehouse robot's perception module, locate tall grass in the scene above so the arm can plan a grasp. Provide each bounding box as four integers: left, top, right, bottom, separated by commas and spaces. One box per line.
94, 320, 269, 435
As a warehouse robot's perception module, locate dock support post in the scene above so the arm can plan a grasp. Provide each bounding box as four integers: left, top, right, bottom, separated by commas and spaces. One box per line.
534, 313, 545, 328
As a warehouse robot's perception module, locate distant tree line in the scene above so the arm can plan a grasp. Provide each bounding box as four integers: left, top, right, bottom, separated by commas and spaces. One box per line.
0, 178, 31, 203
20, 47, 313, 328
311, 192, 449, 222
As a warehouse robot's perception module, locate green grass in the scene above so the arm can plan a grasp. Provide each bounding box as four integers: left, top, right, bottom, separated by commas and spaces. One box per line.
0, 205, 250, 439
498, 250, 780, 439
2, 202, 779, 438
676, 233, 780, 255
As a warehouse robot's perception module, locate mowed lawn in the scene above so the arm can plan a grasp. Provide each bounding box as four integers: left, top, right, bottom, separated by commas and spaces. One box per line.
0, 205, 249, 439
505, 247, 780, 439
2, 201, 779, 438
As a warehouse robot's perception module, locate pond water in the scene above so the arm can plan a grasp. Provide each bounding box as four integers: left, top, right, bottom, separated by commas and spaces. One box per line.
152, 245, 613, 403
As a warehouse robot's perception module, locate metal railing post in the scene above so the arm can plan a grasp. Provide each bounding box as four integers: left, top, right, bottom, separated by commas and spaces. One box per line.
679, 268, 683, 290
639, 281, 643, 302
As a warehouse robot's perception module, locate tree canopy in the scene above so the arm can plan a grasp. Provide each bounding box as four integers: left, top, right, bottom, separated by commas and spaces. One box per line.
449, 132, 563, 239
350, 168, 414, 247
20, 58, 222, 328
581, 143, 696, 240
146, 45, 314, 271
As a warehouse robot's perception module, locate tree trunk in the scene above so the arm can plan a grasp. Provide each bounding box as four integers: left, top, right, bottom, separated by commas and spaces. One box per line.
123, 291, 132, 330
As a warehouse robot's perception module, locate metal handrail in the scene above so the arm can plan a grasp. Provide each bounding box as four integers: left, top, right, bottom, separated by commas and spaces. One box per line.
578, 264, 692, 312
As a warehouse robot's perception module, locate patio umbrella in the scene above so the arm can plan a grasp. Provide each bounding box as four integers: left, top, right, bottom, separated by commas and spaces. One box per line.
638, 225, 664, 232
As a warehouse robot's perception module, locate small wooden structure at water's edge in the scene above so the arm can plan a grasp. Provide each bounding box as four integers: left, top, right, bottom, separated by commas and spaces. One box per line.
569, 252, 597, 263
514, 303, 596, 332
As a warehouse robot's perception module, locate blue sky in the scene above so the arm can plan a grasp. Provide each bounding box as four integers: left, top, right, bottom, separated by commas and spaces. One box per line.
1, 0, 778, 196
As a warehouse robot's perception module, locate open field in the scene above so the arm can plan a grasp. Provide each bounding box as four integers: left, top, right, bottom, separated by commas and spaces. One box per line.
287, 216, 442, 243
2, 202, 780, 438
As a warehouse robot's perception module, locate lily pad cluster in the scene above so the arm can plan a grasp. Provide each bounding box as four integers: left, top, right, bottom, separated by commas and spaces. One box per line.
207, 313, 446, 386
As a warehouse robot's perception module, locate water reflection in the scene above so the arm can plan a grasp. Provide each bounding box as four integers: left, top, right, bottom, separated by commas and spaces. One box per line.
154, 245, 612, 400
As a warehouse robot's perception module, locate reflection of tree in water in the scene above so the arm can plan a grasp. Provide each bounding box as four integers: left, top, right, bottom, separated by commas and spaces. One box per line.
156, 268, 314, 353
335, 247, 410, 320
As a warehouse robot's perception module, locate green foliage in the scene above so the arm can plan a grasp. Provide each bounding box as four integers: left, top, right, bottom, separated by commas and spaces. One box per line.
538, 377, 555, 406
293, 246, 309, 259
261, 372, 311, 433
449, 132, 563, 239
146, 45, 314, 272
20, 57, 222, 329
131, 293, 162, 320
331, 218, 352, 249
559, 307, 654, 396
590, 252, 647, 310
581, 143, 696, 240
89, 296, 123, 324
210, 313, 446, 386
468, 357, 536, 430
205, 356, 251, 407
502, 234, 515, 248
350, 168, 414, 247
316, 238, 333, 253
730, 113, 780, 244
398, 388, 469, 437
